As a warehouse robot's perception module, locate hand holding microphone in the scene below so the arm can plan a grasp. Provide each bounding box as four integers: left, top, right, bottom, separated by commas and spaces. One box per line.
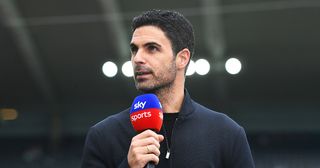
128, 94, 164, 168
128, 130, 164, 168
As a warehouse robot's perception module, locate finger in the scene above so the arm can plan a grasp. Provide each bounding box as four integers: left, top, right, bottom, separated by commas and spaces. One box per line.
144, 153, 160, 165
157, 134, 164, 142
129, 147, 160, 164
128, 148, 159, 168
130, 145, 161, 158
133, 130, 159, 140
132, 136, 161, 149
146, 145, 161, 156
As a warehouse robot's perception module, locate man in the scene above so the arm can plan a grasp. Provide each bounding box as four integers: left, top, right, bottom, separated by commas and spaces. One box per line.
81, 9, 254, 168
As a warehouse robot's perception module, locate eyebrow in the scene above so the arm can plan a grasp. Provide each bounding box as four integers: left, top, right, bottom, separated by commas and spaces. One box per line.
144, 42, 161, 48
130, 42, 161, 50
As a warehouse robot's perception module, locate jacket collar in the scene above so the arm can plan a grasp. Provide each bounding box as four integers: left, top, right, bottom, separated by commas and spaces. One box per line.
178, 89, 195, 120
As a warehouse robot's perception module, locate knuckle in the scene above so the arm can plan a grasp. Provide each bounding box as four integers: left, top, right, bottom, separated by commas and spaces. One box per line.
153, 138, 158, 144
145, 129, 153, 135
130, 141, 137, 148
155, 149, 161, 156
131, 137, 137, 143
147, 137, 157, 144
148, 145, 153, 152
145, 129, 152, 133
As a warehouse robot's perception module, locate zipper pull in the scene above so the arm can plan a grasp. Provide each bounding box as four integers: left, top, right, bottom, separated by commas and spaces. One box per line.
165, 150, 170, 159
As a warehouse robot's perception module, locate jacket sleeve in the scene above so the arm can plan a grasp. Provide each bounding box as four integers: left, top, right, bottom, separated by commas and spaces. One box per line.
81, 127, 106, 168
229, 127, 255, 168
81, 126, 130, 168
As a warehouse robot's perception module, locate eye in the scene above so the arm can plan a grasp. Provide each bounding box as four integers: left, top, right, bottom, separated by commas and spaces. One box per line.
130, 45, 138, 55
147, 45, 158, 52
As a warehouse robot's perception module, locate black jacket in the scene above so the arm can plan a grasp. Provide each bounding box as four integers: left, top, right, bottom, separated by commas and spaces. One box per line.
81, 91, 255, 168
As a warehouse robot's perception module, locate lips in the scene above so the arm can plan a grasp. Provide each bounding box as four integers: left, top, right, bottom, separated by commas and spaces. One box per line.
134, 67, 152, 80
135, 71, 152, 79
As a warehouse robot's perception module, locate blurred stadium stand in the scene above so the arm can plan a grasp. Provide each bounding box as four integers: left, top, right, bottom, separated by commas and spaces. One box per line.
1, 0, 320, 167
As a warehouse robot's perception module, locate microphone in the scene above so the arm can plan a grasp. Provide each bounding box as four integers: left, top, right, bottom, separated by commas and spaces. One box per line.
130, 94, 163, 168
130, 93, 163, 132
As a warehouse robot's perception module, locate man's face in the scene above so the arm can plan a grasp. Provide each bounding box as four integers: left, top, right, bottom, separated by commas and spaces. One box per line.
130, 25, 177, 92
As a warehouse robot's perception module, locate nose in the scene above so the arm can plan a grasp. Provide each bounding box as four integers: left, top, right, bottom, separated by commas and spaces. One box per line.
132, 50, 146, 65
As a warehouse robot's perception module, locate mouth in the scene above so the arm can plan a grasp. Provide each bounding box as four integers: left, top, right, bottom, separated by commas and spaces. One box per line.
134, 67, 153, 80
135, 71, 152, 80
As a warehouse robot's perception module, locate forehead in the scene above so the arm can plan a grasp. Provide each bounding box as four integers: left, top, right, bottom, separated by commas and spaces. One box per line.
131, 25, 170, 45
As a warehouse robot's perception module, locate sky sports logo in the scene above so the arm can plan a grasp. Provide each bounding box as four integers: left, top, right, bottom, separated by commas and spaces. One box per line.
133, 101, 146, 110
131, 111, 151, 122
130, 110, 163, 122
133, 101, 162, 110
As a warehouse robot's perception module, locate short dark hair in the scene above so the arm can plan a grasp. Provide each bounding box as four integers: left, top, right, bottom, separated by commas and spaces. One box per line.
131, 9, 195, 59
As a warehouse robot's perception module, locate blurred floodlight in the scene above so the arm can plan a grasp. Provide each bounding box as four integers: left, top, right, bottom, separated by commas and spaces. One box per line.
186, 60, 196, 76
225, 58, 242, 75
195, 59, 210, 75
122, 61, 133, 77
102, 61, 118, 77
0, 108, 18, 120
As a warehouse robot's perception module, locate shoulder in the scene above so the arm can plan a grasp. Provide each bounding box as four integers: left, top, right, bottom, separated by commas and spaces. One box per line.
85, 108, 136, 147
191, 101, 242, 132
82, 108, 136, 167
190, 101, 251, 150
90, 108, 133, 135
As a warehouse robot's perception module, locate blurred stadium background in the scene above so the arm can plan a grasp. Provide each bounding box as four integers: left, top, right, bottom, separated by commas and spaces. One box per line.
1, 0, 320, 167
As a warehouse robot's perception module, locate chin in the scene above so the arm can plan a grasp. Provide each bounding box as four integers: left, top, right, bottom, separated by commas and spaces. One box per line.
135, 83, 158, 93
136, 86, 155, 93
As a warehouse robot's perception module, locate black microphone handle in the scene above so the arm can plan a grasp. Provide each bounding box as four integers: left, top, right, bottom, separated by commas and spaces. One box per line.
145, 162, 155, 168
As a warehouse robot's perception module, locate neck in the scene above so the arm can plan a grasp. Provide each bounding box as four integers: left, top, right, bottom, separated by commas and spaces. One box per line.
155, 76, 185, 113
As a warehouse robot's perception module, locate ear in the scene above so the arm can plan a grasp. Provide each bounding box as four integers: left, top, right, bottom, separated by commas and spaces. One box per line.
175, 48, 191, 70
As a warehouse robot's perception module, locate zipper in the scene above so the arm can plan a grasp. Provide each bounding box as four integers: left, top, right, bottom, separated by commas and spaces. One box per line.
168, 117, 179, 167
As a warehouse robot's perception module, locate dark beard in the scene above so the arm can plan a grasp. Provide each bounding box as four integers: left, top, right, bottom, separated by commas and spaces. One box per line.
137, 79, 174, 94
135, 67, 176, 94
134, 57, 176, 94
